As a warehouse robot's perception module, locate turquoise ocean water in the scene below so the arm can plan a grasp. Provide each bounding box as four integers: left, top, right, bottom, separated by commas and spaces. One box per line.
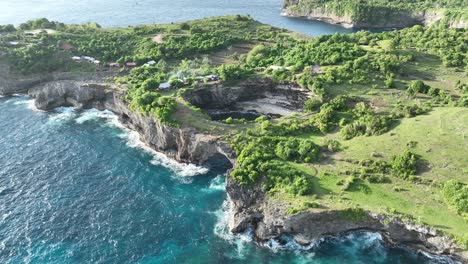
0, 1, 458, 263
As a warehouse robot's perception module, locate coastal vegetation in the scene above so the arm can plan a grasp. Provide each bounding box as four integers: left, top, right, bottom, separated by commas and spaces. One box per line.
0, 15, 467, 248
283, 0, 468, 27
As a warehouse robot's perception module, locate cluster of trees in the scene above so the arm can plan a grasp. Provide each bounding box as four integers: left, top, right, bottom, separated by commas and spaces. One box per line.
17, 18, 67, 31
118, 65, 178, 125
4, 15, 290, 75
217, 64, 252, 82
127, 88, 177, 125
390, 150, 420, 180
230, 135, 317, 195
442, 180, 468, 218
8, 44, 69, 74
0, 24, 16, 33
407, 80, 433, 96
382, 25, 467, 67
391, 103, 431, 118
341, 102, 390, 140
285, 0, 467, 25
275, 138, 320, 163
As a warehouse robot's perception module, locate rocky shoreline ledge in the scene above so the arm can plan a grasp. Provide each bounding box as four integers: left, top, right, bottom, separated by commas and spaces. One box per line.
280, 3, 467, 29
1, 72, 465, 262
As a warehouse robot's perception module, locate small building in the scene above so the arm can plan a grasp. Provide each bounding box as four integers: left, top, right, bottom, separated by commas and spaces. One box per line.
109, 62, 120, 68
82, 56, 95, 61
93, 60, 100, 65
205, 74, 220, 82
143, 60, 157, 67
159, 82, 171, 90
125, 62, 137, 68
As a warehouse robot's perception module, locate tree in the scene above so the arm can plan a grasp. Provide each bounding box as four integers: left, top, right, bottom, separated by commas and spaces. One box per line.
218, 64, 251, 82
0, 24, 16, 33
304, 98, 322, 112
407, 80, 429, 95
141, 78, 160, 91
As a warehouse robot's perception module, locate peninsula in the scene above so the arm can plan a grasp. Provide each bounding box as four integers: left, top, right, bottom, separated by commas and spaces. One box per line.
0, 15, 467, 261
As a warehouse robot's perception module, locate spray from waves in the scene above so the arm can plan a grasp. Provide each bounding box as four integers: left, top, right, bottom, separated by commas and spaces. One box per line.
26, 100, 44, 112
47, 107, 77, 124
213, 200, 254, 259
212, 201, 457, 263
74, 108, 209, 178
118, 127, 209, 179
75, 109, 117, 125
201, 174, 226, 193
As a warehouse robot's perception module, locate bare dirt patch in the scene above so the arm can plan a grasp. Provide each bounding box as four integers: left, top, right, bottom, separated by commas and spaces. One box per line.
152, 34, 164, 44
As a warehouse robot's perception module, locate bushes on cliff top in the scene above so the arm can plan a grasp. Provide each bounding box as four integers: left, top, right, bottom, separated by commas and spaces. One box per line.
127, 88, 177, 125
341, 102, 391, 140
230, 135, 318, 195
390, 150, 420, 180
442, 180, 468, 218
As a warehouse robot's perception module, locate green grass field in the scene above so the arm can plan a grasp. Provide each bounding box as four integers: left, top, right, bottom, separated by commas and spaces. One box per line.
273, 107, 467, 240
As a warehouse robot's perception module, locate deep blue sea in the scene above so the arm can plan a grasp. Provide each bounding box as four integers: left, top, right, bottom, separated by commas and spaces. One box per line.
0, 0, 354, 36
0, 96, 456, 264
0, 1, 458, 263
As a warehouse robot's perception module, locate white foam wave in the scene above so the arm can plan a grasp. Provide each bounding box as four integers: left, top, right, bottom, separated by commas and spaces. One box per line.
204, 174, 226, 192
149, 151, 209, 178
13, 100, 28, 105
212, 200, 255, 259
75, 109, 117, 124
77, 109, 210, 178
47, 107, 77, 124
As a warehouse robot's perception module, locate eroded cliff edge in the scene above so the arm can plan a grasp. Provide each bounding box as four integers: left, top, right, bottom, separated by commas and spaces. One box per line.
226, 175, 467, 262
0, 69, 235, 171
0, 72, 465, 262
281, 0, 467, 29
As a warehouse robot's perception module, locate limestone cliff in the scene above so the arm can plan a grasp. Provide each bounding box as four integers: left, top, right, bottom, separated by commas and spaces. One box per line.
281, 0, 466, 29
0, 69, 234, 171
226, 174, 468, 262
1, 70, 465, 262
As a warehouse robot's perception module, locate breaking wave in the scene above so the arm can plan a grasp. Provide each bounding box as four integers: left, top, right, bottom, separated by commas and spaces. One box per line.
45, 107, 209, 177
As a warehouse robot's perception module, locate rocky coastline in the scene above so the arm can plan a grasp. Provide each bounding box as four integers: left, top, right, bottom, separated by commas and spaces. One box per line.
281, 2, 467, 29
1, 71, 466, 262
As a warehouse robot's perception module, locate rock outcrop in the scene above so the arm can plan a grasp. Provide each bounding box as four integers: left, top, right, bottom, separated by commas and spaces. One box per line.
183, 77, 276, 109
281, 1, 466, 29
1, 69, 465, 262
226, 176, 467, 262
0, 70, 235, 171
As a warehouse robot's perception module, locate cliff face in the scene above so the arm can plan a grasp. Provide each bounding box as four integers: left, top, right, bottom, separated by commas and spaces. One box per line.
281, 1, 465, 29
183, 78, 275, 109
1, 70, 465, 261
0, 72, 235, 171
226, 175, 467, 262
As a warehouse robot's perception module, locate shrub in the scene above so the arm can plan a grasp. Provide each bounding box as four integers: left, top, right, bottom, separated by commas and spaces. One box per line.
391, 150, 419, 179
304, 98, 322, 112
442, 180, 468, 217
407, 80, 430, 95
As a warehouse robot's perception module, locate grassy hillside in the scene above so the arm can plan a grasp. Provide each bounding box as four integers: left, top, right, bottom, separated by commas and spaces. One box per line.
1, 16, 467, 247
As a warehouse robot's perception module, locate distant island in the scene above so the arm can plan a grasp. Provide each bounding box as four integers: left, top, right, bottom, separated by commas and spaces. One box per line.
0, 14, 467, 262
282, 0, 468, 28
